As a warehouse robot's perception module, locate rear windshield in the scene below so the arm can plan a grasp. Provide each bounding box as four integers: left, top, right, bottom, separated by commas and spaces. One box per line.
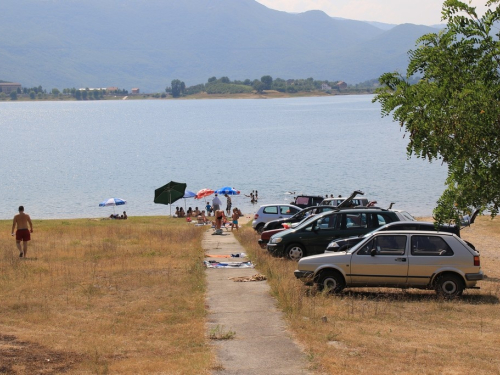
295, 197, 310, 205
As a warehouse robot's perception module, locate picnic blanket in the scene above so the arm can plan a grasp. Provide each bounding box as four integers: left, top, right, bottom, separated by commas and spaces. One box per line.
204, 260, 254, 269
205, 253, 247, 258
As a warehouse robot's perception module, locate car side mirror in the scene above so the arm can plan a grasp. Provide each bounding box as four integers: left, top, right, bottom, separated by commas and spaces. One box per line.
370, 248, 377, 257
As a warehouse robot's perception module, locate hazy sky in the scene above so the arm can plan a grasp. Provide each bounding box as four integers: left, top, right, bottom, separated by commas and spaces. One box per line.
255, 0, 489, 25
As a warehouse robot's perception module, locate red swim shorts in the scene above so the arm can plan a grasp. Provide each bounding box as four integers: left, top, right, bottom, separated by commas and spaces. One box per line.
16, 229, 31, 241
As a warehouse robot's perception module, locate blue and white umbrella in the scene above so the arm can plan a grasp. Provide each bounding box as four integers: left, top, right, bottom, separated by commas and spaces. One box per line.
183, 190, 197, 198
182, 190, 197, 210
99, 198, 127, 214
215, 186, 240, 195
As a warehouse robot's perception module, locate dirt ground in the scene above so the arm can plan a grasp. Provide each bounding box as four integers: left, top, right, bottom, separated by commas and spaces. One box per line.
0, 334, 85, 374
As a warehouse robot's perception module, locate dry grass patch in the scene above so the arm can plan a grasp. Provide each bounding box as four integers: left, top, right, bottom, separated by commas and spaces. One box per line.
0, 216, 212, 374
235, 217, 500, 374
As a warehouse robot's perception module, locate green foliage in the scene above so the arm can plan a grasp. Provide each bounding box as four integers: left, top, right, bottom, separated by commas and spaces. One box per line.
252, 79, 265, 93
171, 79, 185, 98
374, 0, 500, 223
10, 91, 17, 100
205, 82, 252, 94
29, 91, 35, 99
261, 75, 273, 90
185, 84, 205, 95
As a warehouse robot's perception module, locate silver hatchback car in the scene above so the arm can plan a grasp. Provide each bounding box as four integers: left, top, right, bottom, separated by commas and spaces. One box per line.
294, 230, 483, 298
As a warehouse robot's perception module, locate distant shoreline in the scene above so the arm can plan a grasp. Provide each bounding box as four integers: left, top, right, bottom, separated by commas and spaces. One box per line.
1, 90, 374, 103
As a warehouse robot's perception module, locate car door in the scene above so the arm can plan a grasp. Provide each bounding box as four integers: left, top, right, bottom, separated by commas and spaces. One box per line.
307, 213, 339, 255
349, 234, 409, 286
293, 213, 337, 256
334, 212, 372, 239
407, 234, 455, 286
279, 205, 300, 219
262, 206, 279, 222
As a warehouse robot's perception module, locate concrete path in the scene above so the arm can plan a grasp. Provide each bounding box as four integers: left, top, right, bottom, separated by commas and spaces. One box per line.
203, 227, 311, 375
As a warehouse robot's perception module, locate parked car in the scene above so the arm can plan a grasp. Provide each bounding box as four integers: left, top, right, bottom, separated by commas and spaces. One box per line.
325, 221, 475, 253
258, 205, 335, 248
267, 208, 410, 260
263, 205, 335, 231
320, 190, 368, 207
252, 204, 301, 233
320, 197, 369, 207
294, 230, 483, 298
291, 195, 325, 209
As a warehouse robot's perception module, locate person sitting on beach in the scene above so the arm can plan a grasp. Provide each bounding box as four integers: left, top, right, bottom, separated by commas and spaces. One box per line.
175, 207, 180, 217
179, 208, 185, 217
187, 207, 193, 217
194, 207, 200, 216
198, 210, 208, 224
122, 211, 128, 219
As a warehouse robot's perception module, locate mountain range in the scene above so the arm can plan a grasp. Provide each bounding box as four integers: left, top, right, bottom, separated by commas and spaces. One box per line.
0, 0, 441, 92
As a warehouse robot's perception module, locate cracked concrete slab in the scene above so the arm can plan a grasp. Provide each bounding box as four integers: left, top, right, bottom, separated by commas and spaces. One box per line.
204, 227, 311, 375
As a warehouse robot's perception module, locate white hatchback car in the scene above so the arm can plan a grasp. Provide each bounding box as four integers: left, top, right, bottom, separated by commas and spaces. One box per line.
295, 230, 483, 298
252, 204, 301, 233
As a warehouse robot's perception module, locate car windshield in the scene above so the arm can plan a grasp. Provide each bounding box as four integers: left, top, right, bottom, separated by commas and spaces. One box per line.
347, 233, 375, 253
294, 212, 326, 230
292, 208, 314, 220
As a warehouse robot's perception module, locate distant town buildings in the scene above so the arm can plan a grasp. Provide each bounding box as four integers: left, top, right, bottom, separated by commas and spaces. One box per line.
321, 83, 332, 91
131, 88, 140, 94
0, 82, 22, 94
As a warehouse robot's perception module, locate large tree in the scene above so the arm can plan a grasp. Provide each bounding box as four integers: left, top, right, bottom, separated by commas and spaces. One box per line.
171, 79, 185, 98
374, 0, 500, 223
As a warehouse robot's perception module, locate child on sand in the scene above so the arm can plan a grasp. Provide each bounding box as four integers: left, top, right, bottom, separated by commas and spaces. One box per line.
231, 208, 240, 231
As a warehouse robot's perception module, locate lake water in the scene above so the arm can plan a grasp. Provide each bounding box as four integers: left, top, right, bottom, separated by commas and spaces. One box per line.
0, 95, 447, 220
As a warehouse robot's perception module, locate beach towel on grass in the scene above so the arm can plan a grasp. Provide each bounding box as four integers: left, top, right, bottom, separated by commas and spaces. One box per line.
204, 260, 254, 268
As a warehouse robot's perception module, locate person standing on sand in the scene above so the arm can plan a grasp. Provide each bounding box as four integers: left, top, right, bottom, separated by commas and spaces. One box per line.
11, 206, 33, 258
215, 209, 225, 230
231, 208, 239, 231
224, 194, 232, 215
212, 194, 222, 213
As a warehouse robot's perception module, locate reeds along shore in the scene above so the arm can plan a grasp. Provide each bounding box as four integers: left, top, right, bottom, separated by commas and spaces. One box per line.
0, 217, 212, 374
234, 216, 500, 374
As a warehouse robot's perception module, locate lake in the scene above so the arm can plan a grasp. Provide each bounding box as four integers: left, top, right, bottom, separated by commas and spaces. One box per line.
0, 95, 446, 220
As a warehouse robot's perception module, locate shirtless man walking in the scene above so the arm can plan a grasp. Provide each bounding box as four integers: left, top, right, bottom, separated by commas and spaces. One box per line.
11, 206, 33, 258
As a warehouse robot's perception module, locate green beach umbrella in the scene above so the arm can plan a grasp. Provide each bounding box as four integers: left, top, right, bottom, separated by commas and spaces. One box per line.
154, 181, 187, 216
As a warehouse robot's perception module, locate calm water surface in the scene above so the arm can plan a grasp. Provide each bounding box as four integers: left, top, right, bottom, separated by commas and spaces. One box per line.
0, 96, 446, 219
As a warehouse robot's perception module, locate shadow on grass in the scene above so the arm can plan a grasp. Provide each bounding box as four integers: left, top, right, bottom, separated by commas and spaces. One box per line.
306, 288, 500, 305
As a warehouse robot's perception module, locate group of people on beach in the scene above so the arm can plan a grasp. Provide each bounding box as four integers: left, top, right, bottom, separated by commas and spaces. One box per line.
212, 207, 242, 232
244, 190, 258, 203
208, 193, 242, 231
109, 211, 128, 220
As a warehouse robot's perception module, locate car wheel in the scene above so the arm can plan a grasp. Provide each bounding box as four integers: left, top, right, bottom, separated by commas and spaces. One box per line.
286, 244, 306, 261
256, 223, 265, 234
317, 270, 345, 293
435, 274, 464, 298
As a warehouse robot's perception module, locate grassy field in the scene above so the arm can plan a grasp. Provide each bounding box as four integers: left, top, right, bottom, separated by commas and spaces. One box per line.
235, 217, 500, 374
0, 217, 212, 374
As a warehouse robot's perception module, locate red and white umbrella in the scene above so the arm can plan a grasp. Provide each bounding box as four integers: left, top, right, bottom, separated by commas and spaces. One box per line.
195, 188, 214, 200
